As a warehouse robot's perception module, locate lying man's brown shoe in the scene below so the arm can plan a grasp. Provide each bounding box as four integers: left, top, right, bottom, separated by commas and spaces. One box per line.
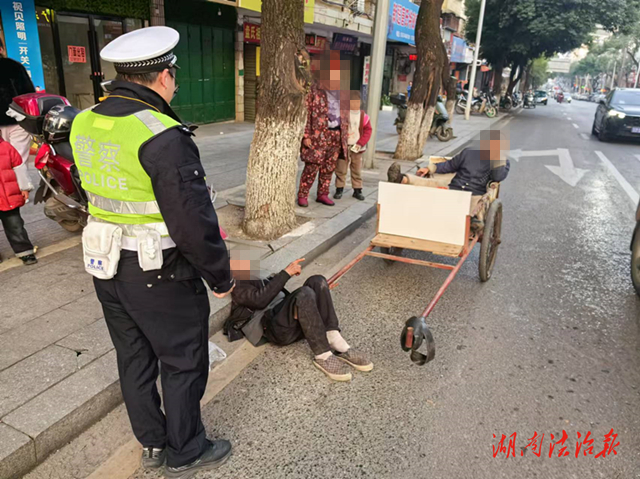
335, 349, 374, 372
314, 354, 352, 381
387, 162, 403, 183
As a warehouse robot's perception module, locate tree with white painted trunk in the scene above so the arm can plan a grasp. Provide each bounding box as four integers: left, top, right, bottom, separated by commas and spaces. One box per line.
394, 0, 447, 161
243, 0, 310, 239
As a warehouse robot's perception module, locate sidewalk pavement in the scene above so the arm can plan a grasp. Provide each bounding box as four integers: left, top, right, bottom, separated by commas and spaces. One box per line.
0, 108, 514, 479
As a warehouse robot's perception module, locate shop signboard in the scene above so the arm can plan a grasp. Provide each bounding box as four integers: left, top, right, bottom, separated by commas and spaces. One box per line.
332, 33, 357, 53
387, 0, 419, 45
305, 34, 327, 54
0, 0, 46, 90
68, 45, 86, 63
450, 36, 468, 63
238, 0, 315, 23
244, 22, 261, 44
362, 55, 370, 85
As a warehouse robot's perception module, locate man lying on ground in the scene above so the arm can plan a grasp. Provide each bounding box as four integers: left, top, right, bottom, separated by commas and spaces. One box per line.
224, 252, 373, 382
387, 129, 511, 227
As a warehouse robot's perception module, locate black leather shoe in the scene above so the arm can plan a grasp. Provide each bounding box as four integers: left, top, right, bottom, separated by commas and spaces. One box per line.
353, 189, 365, 201
21, 254, 37, 265
141, 447, 166, 469
164, 440, 232, 479
333, 187, 344, 199
387, 162, 403, 183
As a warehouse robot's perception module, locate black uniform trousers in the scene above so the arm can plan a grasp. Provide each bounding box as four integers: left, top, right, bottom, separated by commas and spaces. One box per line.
94, 277, 210, 468
263, 275, 340, 355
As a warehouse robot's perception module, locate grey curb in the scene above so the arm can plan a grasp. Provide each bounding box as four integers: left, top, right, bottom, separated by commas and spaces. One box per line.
0, 197, 377, 479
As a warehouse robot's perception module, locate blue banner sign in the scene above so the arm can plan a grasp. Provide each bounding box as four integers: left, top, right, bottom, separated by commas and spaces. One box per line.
450, 36, 468, 63
1, 0, 46, 90
332, 33, 357, 53
387, 0, 419, 45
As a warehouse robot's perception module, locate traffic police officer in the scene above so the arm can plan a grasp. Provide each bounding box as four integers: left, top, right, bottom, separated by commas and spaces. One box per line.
71, 27, 234, 477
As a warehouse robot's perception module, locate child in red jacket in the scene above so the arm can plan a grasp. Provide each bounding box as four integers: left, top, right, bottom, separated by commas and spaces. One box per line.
0, 134, 36, 265
334, 90, 372, 201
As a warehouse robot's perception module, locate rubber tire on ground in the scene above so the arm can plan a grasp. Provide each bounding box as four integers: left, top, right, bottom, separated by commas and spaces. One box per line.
631, 225, 640, 296
544, 101, 547, 105
60, 220, 83, 232
455, 102, 466, 115
485, 106, 497, 118
380, 247, 404, 265
591, 119, 597, 136
436, 126, 454, 142
598, 122, 609, 142
479, 199, 502, 282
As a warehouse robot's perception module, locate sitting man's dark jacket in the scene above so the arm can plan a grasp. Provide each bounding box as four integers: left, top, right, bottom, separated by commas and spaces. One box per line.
434, 148, 510, 196
224, 270, 291, 345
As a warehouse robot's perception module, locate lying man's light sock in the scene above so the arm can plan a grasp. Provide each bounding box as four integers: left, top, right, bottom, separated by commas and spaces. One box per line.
327, 330, 350, 353
315, 351, 333, 361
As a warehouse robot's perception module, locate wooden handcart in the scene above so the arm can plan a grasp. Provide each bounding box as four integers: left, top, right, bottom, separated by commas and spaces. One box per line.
327, 159, 503, 365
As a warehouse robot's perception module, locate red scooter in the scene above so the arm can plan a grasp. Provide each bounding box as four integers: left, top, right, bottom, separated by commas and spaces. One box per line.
7, 92, 88, 232
7, 92, 229, 239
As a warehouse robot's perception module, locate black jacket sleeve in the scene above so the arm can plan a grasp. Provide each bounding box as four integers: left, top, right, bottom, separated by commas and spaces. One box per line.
139, 126, 234, 293
490, 158, 511, 182
231, 271, 291, 310
13, 61, 35, 95
435, 150, 464, 175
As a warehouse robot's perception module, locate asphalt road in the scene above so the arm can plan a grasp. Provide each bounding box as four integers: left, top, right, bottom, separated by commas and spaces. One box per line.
127, 100, 640, 479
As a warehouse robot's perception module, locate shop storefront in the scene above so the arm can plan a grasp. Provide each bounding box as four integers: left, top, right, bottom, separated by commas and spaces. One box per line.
166, 1, 236, 124
243, 21, 260, 122
0, 0, 146, 109
386, 0, 418, 96
0, 0, 236, 123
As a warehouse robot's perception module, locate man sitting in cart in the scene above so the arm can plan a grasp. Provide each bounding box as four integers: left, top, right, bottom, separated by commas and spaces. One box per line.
387, 129, 510, 227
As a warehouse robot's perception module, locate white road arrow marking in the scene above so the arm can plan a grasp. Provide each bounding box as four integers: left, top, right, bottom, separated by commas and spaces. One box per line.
544, 149, 588, 187
507, 149, 560, 163
596, 151, 639, 206
508, 149, 588, 186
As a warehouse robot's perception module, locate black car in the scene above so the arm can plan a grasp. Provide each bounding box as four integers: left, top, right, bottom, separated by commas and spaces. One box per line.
592, 88, 640, 142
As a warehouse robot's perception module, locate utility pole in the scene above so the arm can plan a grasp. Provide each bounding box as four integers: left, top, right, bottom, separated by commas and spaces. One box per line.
465, 0, 487, 120
363, 0, 390, 169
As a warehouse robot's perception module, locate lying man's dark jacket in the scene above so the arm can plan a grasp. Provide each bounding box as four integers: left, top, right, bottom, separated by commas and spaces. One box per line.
434, 148, 510, 196
224, 270, 291, 345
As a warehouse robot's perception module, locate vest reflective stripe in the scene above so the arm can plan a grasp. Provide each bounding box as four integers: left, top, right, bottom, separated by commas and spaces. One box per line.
134, 110, 172, 135
90, 216, 171, 237
87, 192, 161, 216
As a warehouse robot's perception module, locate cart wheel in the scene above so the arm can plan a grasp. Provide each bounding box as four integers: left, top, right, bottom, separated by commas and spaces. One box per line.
479, 199, 502, 282
381, 247, 404, 265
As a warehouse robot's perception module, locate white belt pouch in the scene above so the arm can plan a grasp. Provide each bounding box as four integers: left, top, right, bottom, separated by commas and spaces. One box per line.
136, 229, 163, 272
82, 221, 123, 280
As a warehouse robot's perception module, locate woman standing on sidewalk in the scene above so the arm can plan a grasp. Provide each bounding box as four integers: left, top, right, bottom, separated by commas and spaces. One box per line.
297, 50, 349, 207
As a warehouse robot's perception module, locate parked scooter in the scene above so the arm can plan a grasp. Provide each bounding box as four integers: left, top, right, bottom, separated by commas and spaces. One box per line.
523, 92, 536, 109
391, 94, 454, 141
7, 93, 87, 232
455, 91, 497, 118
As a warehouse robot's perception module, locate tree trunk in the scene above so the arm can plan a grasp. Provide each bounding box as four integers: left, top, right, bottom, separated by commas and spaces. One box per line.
440, 42, 456, 123
618, 48, 629, 87
393, 0, 445, 161
506, 63, 523, 96
492, 60, 505, 104
243, 0, 309, 239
